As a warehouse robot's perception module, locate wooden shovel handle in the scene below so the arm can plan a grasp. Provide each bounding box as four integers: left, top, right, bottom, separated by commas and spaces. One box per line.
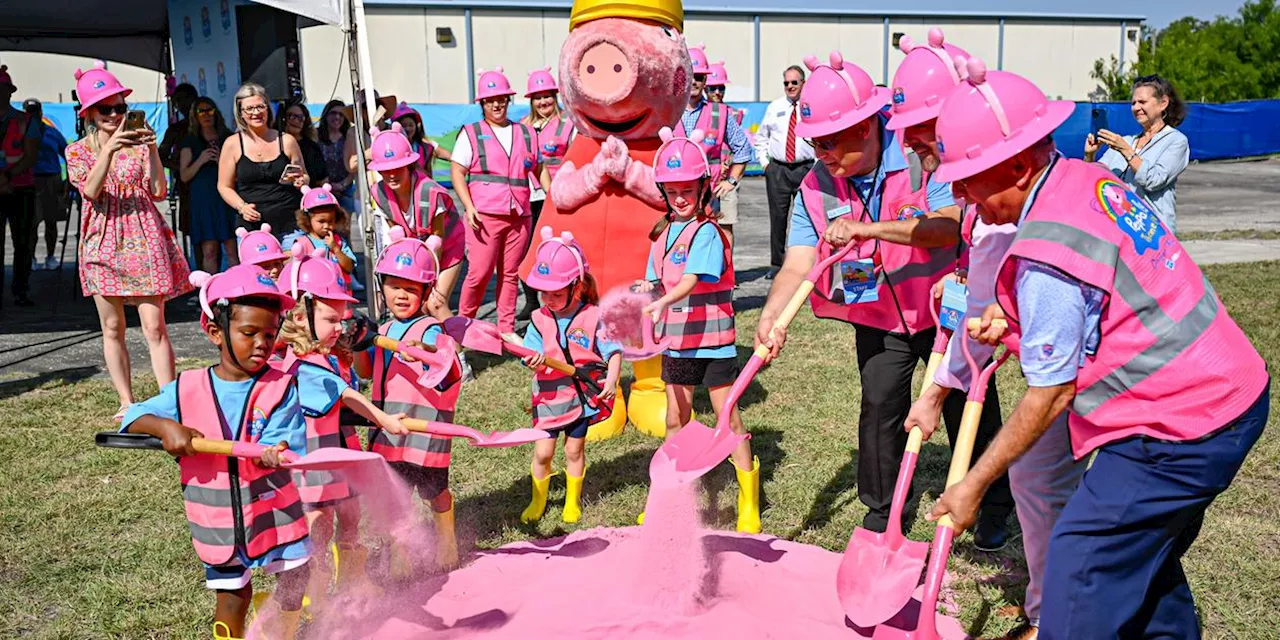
499, 340, 578, 376
375, 335, 438, 353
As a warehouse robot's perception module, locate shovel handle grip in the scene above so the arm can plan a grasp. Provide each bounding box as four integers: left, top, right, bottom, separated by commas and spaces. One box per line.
501, 341, 577, 376
964, 318, 1008, 331
375, 335, 438, 354
937, 400, 985, 531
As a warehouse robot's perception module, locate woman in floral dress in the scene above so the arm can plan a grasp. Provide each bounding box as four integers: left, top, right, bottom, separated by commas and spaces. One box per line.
67, 61, 192, 419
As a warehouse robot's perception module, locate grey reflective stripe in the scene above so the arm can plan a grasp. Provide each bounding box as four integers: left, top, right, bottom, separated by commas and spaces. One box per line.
381, 400, 451, 423
520, 124, 533, 155
687, 289, 733, 307
246, 500, 305, 540
469, 174, 525, 186
546, 156, 563, 167
183, 483, 245, 508
189, 523, 238, 547
307, 432, 348, 451
553, 118, 567, 139
373, 428, 453, 453
373, 184, 390, 213
907, 148, 923, 192
658, 314, 735, 337
471, 123, 488, 173
1013, 220, 1223, 417
708, 106, 722, 167
885, 248, 954, 282
533, 391, 580, 421
299, 468, 339, 487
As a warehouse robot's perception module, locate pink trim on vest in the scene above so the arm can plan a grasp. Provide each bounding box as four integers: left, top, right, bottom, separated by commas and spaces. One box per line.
283, 351, 362, 506
370, 316, 460, 468
529, 305, 614, 430
464, 120, 535, 215
649, 219, 737, 351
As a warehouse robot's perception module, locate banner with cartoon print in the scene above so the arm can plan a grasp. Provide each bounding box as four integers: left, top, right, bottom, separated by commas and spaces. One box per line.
168, 0, 242, 118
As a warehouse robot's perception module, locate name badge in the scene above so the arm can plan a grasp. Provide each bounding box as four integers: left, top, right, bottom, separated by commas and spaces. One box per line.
477, 135, 491, 140
825, 204, 853, 220
939, 279, 968, 331
838, 259, 878, 304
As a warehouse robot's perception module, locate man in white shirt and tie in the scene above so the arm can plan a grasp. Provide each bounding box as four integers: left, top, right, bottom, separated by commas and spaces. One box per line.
754, 65, 815, 278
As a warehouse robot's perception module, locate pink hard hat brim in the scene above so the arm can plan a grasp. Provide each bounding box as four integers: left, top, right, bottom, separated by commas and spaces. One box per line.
77, 87, 133, 115
655, 169, 707, 183
525, 87, 559, 98
932, 100, 1077, 184
476, 89, 516, 102
368, 151, 422, 172
316, 290, 359, 303
884, 103, 941, 131
792, 87, 892, 139
522, 271, 575, 292
242, 250, 287, 265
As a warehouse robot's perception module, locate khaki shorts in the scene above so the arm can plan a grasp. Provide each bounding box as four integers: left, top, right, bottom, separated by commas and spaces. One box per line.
712, 187, 739, 226
33, 175, 68, 223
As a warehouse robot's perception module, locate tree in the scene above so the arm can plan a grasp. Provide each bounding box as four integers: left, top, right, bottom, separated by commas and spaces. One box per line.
1090, 55, 1136, 101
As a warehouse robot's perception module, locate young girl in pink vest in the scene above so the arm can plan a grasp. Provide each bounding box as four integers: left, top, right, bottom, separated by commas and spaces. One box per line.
121, 264, 309, 640
276, 242, 408, 607
450, 67, 548, 336
391, 101, 454, 175
353, 229, 465, 573
517, 226, 622, 524
635, 127, 759, 533
281, 184, 357, 289
369, 124, 464, 321
235, 224, 287, 279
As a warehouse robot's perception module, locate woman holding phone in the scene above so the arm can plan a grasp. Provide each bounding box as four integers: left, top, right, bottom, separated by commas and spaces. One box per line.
66, 61, 191, 420
179, 96, 235, 273
217, 82, 308, 238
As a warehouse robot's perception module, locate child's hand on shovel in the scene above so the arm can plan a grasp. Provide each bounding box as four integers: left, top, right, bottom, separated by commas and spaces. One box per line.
397, 340, 429, 363
522, 353, 548, 372
158, 422, 203, 457
259, 442, 291, 469
377, 410, 410, 436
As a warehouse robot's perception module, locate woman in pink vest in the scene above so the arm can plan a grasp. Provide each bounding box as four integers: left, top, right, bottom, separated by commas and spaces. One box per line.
370, 124, 464, 320
928, 59, 1270, 640
276, 243, 407, 606
450, 67, 549, 336
516, 226, 622, 525
517, 67, 576, 321
121, 264, 309, 640
391, 101, 453, 175
635, 127, 758, 533
353, 229, 465, 573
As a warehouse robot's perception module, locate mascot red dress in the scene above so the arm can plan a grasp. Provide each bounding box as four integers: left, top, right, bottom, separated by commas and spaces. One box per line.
523, 0, 693, 439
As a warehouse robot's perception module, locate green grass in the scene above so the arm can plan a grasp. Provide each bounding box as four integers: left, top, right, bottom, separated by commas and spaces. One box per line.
3, 262, 1279, 639
1177, 229, 1280, 241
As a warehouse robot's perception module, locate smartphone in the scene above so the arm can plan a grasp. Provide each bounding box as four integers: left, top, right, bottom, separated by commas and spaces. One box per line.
280, 163, 304, 182
1090, 106, 1109, 137
124, 110, 147, 132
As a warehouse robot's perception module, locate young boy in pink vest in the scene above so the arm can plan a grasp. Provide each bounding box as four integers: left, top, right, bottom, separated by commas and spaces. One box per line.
928, 59, 1271, 640
121, 265, 310, 640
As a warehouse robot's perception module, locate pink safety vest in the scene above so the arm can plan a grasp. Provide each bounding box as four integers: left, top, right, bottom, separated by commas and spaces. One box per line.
1, 112, 34, 188
995, 158, 1269, 458
529, 305, 614, 430
283, 351, 362, 506
680, 102, 729, 184
373, 173, 462, 255
649, 219, 737, 351
798, 159, 956, 335
535, 115, 574, 180
176, 367, 308, 566
370, 316, 460, 468
463, 120, 536, 215
413, 141, 435, 175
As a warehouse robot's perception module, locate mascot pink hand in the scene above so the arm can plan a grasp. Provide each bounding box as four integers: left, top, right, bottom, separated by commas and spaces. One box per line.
623, 157, 664, 208
599, 136, 631, 182
549, 159, 608, 211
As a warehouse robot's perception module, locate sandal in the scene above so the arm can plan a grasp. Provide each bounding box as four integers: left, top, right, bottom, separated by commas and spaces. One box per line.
113, 404, 131, 422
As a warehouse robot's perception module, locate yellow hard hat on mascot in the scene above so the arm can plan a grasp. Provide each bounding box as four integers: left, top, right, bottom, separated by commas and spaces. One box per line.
569, 0, 683, 31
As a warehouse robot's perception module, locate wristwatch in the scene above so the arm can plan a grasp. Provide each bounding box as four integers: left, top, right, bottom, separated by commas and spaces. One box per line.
726, 177, 739, 187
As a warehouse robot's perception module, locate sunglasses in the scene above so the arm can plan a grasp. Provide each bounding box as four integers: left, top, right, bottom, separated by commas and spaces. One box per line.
805, 137, 837, 151
195, 106, 216, 115
693, 74, 708, 82
286, 113, 306, 122
95, 103, 129, 116
784, 80, 803, 87
707, 85, 726, 93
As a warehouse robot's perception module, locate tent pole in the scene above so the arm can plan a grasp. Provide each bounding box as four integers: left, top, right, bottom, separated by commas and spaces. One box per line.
348, 0, 381, 320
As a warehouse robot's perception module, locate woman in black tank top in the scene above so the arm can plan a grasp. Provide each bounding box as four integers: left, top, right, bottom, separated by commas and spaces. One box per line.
234, 131, 300, 235
217, 83, 308, 239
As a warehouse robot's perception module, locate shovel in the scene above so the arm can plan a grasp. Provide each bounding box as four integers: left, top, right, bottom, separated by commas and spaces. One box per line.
440, 316, 604, 394
94, 432, 382, 472
373, 335, 458, 390
649, 240, 866, 488
836, 289, 957, 625
619, 314, 672, 361
399, 418, 551, 448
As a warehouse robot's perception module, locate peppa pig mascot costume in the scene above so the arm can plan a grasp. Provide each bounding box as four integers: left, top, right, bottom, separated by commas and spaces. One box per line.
525, 0, 692, 440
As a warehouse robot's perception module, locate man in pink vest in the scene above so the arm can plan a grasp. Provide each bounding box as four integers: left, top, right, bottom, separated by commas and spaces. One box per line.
682, 45, 753, 248
928, 59, 1271, 640
754, 51, 1012, 547
0, 64, 41, 309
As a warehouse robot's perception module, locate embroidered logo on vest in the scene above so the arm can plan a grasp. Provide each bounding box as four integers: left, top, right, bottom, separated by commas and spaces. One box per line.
896, 204, 925, 220
1096, 178, 1165, 255
543, 143, 559, 153
567, 327, 590, 348
671, 244, 689, 266
703, 136, 717, 146
249, 407, 268, 437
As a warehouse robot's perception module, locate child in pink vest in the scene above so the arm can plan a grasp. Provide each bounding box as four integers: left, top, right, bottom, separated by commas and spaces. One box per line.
635, 127, 759, 534
281, 184, 357, 289
517, 226, 623, 524
235, 224, 287, 279
121, 265, 309, 640
276, 243, 408, 607
353, 229, 465, 573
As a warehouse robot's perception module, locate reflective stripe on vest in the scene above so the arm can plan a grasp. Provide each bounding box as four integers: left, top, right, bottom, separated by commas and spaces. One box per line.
374, 175, 454, 239
466, 121, 535, 214
649, 220, 737, 350
176, 367, 307, 565
682, 103, 727, 184
371, 316, 459, 468
800, 162, 955, 334
538, 117, 574, 178
286, 354, 362, 505
994, 158, 1268, 457
529, 305, 613, 430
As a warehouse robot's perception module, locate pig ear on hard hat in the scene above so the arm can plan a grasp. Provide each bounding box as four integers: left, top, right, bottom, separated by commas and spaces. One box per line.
540, 225, 554, 241
658, 126, 674, 143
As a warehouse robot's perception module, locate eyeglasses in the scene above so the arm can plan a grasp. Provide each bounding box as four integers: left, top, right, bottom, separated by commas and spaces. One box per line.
241, 104, 268, 114
706, 86, 726, 93
784, 80, 803, 87
805, 137, 837, 151
95, 103, 129, 116
195, 107, 216, 115
286, 113, 306, 122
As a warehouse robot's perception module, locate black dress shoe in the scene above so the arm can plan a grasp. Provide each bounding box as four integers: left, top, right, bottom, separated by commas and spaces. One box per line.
981, 619, 1037, 640
973, 516, 1010, 552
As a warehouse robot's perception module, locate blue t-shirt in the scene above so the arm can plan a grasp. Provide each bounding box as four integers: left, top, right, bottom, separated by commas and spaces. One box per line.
121, 368, 307, 457
34, 123, 67, 177
281, 231, 358, 268
293, 359, 354, 417
787, 116, 955, 249
522, 308, 623, 418
645, 219, 735, 359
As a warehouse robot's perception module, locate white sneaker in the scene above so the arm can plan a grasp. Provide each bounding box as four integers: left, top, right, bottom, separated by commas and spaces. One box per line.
44, 256, 60, 270
31, 258, 42, 271
458, 352, 475, 383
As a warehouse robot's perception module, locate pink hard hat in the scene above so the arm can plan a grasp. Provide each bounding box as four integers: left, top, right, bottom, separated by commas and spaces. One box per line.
279, 242, 358, 303
74, 61, 133, 116
707, 62, 729, 86
375, 226, 441, 285
476, 67, 516, 102
190, 264, 295, 322
0, 65, 15, 91
793, 52, 891, 139
688, 44, 711, 75
885, 28, 971, 131
933, 58, 1077, 183
300, 183, 339, 211
367, 122, 420, 172
525, 67, 559, 97
653, 126, 710, 183
235, 224, 287, 266
390, 101, 419, 122
523, 226, 589, 291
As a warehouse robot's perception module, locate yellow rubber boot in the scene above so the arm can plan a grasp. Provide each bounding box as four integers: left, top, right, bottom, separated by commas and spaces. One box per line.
213, 622, 243, 640
300, 541, 335, 613
586, 392, 627, 441
563, 469, 586, 523
636, 510, 645, 525
520, 468, 556, 524
387, 539, 413, 581
434, 506, 460, 572
628, 357, 669, 438
734, 456, 762, 534
260, 608, 302, 640
335, 543, 383, 597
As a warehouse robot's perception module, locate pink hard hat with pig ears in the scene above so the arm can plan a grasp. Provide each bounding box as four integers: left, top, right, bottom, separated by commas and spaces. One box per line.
279, 242, 358, 304
367, 122, 420, 172
523, 226, 589, 291
707, 62, 729, 86
235, 224, 286, 266
300, 183, 337, 211
476, 67, 516, 102
688, 44, 711, 75
653, 126, 710, 183
74, 60, 133, 115
793, 51, 891, 139
932, 57, 1077, 183
375, 226, 442, 285
190, 264, 295, 323
525, 67, 560, 97
885, 28, 972, 131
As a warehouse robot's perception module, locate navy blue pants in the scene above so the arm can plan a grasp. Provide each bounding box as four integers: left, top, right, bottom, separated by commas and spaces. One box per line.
1040, 385, 1270, 639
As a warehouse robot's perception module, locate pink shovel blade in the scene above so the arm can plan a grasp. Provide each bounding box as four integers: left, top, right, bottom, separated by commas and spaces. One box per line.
621, 315, 672, 361
401, 340, 457, 389
441, 316, 504, 355
649, 419, 748, 488
476, 428, 553, 448
283, 448, 383, 472
837, 528, 930, 628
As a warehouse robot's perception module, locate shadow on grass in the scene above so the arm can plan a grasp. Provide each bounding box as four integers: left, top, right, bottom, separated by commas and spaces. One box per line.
793, 446, 860, 538
0, 365, 100, 402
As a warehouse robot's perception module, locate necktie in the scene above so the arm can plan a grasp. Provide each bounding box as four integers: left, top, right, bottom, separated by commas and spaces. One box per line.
785, 102, 798, 163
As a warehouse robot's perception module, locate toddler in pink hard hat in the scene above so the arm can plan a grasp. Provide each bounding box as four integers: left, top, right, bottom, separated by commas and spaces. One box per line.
281, 183, 356, 288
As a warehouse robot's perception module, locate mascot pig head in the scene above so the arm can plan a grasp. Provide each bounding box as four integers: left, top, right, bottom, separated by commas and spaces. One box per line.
559, 0, 692, 141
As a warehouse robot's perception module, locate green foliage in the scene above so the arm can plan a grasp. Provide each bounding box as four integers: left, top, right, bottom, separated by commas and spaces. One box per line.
1092, 0, 1280, 102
